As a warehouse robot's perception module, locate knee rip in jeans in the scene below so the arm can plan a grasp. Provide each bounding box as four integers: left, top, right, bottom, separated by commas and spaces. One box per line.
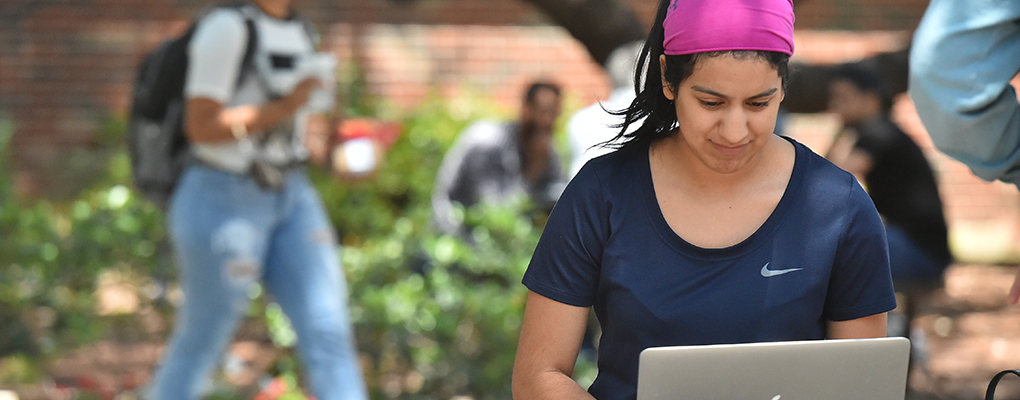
309, 228, 338, 245
223, 255, 260, 312
212, 218, 263, 288
212, 219, 260, 256
224, 256, 260, 286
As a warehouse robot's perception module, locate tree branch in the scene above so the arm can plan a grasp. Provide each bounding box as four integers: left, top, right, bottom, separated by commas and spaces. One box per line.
521, 0, 647, 65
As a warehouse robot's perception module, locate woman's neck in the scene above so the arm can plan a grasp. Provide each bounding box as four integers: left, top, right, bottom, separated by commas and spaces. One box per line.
653, 134, 769, 195
252, 0, 291, 19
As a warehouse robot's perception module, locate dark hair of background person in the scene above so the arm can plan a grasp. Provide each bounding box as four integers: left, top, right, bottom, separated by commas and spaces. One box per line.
524, 82, 562, 104
832, 63, 895, 113
607, 0, 791, 151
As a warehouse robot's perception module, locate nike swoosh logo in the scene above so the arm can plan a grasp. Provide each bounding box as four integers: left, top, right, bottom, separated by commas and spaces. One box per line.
760, 262, 802, 277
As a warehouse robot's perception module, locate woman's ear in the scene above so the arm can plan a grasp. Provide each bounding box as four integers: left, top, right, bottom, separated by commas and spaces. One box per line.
659, 54, 675, 101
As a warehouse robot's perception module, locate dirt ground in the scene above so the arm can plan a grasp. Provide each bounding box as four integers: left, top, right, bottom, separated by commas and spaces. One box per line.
905, 264, 1020, 400
6, 263, 1020, 400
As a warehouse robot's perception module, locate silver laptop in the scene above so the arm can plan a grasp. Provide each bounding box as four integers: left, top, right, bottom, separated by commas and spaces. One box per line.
636, 337, 910, 400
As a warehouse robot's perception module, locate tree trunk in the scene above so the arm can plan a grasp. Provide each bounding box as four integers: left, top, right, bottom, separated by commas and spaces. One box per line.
521, 0, 647, 65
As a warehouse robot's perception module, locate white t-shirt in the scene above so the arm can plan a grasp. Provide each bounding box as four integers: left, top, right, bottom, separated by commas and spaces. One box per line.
566, 88, 637, 177
185, 6, 320, 173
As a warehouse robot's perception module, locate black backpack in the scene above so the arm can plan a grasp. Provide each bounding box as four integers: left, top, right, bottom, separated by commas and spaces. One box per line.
127, 2, 259, 209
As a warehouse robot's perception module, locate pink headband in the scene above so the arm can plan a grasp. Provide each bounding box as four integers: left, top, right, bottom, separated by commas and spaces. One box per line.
663, 0, 795, 56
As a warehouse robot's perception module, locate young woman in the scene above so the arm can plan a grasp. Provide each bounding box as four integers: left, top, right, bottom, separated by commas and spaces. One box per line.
147, 0, 366, 399
512, 1, 896, 399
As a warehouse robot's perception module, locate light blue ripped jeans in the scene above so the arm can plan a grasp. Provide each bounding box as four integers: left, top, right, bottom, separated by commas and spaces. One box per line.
148, 164, 366, 400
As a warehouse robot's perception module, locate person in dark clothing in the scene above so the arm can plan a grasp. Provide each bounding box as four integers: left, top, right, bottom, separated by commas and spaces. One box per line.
827, 64, 952, 284
827, 65, 951, 385
431, 81, 566, 237
512, 1, 896, 399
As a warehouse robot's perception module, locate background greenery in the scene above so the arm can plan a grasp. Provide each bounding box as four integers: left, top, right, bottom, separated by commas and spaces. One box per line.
0, 89, 595, 399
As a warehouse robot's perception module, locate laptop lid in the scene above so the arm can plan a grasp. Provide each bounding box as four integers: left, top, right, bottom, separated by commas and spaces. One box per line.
636, 337, 910, 400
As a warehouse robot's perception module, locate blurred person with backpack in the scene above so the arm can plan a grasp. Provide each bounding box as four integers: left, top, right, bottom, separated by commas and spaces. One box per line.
141, 0, 367, 399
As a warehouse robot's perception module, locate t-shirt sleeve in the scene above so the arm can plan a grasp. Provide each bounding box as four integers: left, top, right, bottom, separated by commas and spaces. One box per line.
908, 0, 1020, 187
824, 179, 898, 321
522, 164, 608, 307
184, 9, 248, 103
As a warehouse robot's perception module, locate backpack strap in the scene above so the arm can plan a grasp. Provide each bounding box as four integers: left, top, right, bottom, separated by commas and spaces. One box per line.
295, 14, 320, 50
224, 1, 260, 88
216, 1, 319, 82
188, 1, 259, 89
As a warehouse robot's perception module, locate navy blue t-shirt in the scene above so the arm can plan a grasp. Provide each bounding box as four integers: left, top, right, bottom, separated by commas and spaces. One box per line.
521, 137, 897, 400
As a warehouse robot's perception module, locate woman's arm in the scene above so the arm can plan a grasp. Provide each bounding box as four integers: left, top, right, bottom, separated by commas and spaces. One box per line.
827, 313, 887, 339
824, 132, 873, 185
909, 0, 1020, 186
185, 78, 318, 144
183, 9, 320, 144
513, 291, 595, 400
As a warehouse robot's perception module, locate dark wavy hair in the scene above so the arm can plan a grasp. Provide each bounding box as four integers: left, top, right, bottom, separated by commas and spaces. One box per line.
832, 63, 893, 113
607, 0, 792, 151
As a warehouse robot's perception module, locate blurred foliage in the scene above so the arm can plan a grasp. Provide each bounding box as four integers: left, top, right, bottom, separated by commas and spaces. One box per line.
0, 89, 595, 399
340, 200, 542, 399
308, 91, 572, 399
0, 116, 166, 359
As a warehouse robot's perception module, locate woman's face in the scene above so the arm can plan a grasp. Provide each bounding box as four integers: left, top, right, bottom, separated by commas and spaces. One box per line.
660, 53, 784, 175
828, 79, 880, 126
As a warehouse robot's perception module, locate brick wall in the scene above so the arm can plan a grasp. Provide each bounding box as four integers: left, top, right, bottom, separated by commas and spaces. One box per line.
794, 0, 931, 31
5, 0, 1017, 260
0, 0, 932, 191
0, 0, 552, 196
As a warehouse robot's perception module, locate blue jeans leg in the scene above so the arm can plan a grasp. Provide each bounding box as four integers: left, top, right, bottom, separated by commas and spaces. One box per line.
148, 166, 366, 400
263, 174, 367, 400
150, 166, 273, 400
886, 223, 948, 283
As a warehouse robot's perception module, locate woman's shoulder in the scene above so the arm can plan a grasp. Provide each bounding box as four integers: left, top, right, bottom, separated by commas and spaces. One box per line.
787, 137, 861, 200
197, 8, 248, 32
192, 8, 248, 46
451, 120, 513, 151
573, 143, 647, 185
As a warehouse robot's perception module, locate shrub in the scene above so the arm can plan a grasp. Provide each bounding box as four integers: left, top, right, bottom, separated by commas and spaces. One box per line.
0, 114, 167, 363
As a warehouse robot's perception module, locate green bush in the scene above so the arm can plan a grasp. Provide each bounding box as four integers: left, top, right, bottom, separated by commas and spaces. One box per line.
0, 117, 168, 360
340, 202, 541, 399
307, 93, 557, 399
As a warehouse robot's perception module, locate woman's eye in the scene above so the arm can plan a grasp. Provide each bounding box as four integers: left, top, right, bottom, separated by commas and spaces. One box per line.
700, 100, 722, 107
749, 101, 770, 108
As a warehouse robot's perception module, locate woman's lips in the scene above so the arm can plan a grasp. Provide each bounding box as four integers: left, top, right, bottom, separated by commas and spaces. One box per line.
713, 142, 748, 156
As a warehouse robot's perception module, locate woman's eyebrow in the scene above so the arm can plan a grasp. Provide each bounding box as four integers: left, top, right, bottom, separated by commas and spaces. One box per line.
691, 86, 779, 99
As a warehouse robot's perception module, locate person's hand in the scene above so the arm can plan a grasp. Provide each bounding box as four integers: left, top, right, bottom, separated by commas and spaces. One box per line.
1009, 267, 1020, 305
523, 131, 553, 183
304, 114, 332, 166
285, 77, 321, 111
